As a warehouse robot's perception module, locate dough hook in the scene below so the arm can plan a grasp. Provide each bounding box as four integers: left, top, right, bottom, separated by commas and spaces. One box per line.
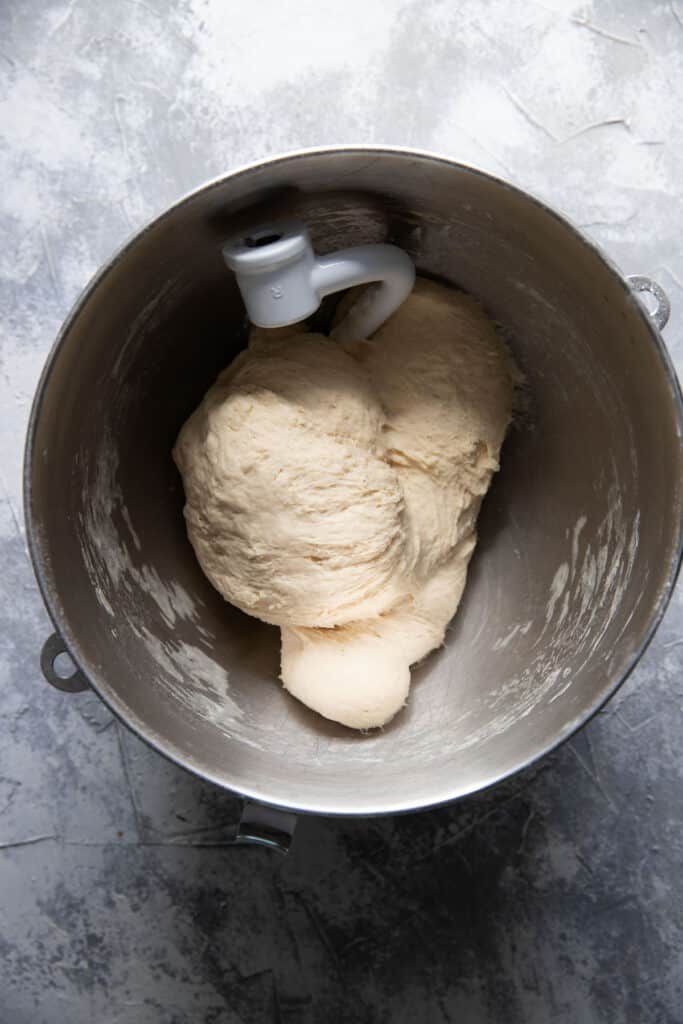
222, 220, 415, 341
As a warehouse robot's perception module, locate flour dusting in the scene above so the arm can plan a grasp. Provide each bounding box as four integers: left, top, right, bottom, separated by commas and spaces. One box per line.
78, 428, 248, 739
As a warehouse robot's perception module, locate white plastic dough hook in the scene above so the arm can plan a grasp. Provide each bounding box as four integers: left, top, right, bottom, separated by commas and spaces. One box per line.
222, 221, 415, 341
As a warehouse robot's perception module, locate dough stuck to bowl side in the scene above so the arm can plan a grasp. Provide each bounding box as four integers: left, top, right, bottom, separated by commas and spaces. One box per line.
173, 278, 516, 729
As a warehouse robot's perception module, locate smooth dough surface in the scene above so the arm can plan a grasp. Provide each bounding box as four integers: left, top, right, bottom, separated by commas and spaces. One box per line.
173, 278, 514, 729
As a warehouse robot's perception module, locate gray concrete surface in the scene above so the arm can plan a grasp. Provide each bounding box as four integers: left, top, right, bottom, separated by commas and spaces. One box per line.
2, 1, 683, 1021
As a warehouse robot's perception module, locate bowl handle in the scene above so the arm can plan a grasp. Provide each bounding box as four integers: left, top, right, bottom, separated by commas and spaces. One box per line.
234, 801, 298, 854
627, 275, 671, 331
40, 633, 90, 693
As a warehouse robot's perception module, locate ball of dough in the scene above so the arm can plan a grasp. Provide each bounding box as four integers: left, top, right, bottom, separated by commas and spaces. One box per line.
174, 279, 515, 729
173, 333, 410, 628
281, 625, 411, 731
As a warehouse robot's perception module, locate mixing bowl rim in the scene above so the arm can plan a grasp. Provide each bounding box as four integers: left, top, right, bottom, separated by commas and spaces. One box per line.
23, 144, 683, 817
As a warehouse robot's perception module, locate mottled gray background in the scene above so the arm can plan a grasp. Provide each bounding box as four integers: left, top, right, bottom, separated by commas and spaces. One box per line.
2, 1, 683, 1022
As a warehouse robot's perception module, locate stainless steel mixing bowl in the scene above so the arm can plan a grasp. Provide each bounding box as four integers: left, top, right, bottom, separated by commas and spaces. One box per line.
25, 147, 683, 829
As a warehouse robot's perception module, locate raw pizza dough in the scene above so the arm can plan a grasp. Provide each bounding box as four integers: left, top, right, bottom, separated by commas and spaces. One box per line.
173, 278, 514, 729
